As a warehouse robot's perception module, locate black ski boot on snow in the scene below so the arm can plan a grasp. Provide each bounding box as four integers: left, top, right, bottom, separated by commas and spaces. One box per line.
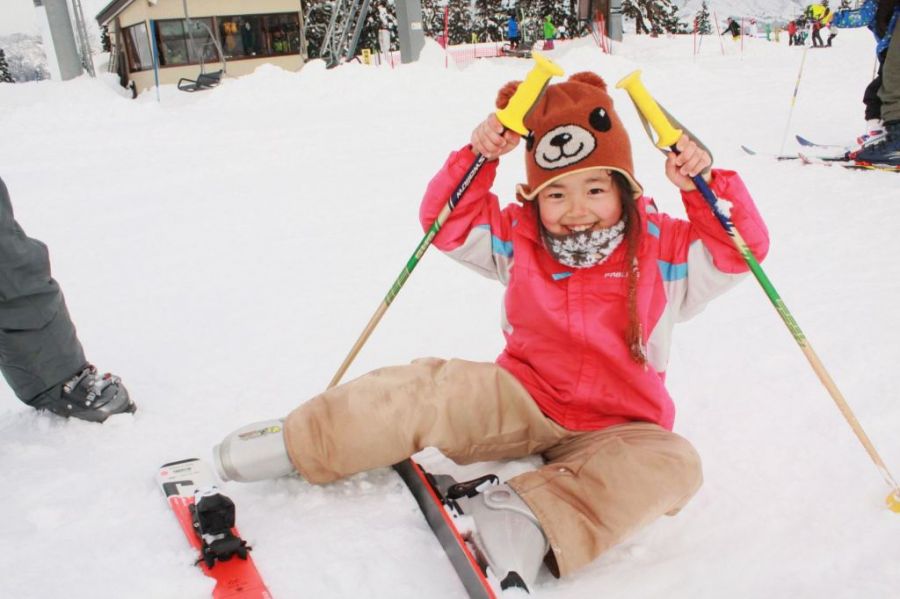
28, 364, 134, 422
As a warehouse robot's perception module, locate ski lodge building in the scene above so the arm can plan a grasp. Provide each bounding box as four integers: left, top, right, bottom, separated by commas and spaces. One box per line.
95, 0, 306, 94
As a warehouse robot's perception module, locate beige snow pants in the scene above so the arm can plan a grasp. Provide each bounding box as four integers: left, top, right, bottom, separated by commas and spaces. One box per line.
283, 358, 703, 577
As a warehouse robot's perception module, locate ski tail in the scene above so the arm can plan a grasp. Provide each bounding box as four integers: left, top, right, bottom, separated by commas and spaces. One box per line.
393, 459, 498, 599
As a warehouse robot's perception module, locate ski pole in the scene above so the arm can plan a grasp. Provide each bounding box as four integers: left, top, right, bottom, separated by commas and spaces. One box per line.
779, 39, 810, 155
713, 10, 725, 56
327, 52, 564, 390
616, 69, 900, 514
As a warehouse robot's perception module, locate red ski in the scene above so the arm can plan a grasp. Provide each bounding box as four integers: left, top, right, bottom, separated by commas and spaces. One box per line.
157, 458, 272, 599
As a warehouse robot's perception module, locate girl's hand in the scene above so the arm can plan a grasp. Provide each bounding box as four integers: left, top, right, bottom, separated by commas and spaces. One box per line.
665, 134, 712, 191
471, 113, 521, 160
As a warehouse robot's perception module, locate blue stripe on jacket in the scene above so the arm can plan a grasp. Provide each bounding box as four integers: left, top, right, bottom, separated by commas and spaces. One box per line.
658, 259, 688, 281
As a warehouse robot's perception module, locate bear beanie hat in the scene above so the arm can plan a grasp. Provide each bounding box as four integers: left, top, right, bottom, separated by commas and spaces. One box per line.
495, 72, 644, 201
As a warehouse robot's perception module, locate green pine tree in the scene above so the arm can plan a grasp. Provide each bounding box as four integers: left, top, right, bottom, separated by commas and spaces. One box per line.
419, 0, 446, 38
101, 26, 111, 53
472, 0, 505, 43
622, 0, 684, 35
0, 48, 14, 83
358, 0, 398, 53
695, 1, 712, 35
445, 0, 470, 45
302, 0, 333, 59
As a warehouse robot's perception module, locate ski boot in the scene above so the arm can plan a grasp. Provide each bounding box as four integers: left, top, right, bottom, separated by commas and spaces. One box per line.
847, 119, 886, 159
213, 419, 295, 482
28, 364, 134, 423
436, 474, 549, 595
856, 119, 885, 147
855, 120, 900, 166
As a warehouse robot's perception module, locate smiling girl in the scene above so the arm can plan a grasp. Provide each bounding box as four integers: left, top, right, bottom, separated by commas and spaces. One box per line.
214, 72, 769, 591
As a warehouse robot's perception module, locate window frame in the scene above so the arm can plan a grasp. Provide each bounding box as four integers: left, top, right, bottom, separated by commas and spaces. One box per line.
216, 12, 303, 62
152, 17, 218, 68
122, 22, 153, 72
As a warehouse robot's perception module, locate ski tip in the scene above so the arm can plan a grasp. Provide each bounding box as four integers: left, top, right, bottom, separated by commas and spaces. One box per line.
739, 145, 757, 155
795, 135, 814, 147
160, 457, 201, 469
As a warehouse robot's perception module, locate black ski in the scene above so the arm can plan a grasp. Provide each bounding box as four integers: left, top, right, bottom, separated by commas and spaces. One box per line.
393, 459, 498, 599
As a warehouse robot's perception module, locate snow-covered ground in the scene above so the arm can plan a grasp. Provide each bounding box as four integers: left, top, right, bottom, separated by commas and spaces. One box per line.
1, 27, 898, 599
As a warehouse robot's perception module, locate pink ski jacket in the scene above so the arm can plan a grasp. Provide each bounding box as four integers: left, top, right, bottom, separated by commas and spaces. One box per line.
420, 147, 770, 432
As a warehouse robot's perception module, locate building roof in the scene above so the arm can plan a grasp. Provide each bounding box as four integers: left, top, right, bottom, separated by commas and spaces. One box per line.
95, 0, 136, 26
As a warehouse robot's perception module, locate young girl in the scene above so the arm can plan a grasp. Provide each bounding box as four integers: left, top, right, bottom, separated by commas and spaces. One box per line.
213, 72, 769, 591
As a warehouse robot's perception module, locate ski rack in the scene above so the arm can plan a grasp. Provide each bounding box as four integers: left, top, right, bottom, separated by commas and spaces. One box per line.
319, 0, 372, 68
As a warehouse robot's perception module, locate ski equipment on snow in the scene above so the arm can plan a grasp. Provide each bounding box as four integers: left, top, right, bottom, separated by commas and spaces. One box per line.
394, 460, 515, 598
740, 145, 899, 171
158, 458, 272, 598
795, 135, 848, 150
798, 153, 900, 172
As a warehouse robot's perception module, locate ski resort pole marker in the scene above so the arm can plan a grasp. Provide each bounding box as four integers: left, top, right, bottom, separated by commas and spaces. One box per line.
616, 68, 900, 514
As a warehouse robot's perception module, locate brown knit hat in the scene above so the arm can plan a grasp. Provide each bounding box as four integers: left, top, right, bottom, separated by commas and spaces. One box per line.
496, 72, 643, 201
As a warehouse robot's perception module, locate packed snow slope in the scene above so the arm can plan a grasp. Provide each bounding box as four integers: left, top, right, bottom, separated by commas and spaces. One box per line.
0, 28, 898, 599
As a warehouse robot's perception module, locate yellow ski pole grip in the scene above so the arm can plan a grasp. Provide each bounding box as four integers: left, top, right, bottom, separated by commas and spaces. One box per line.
888, 489, 900, 513
616, 70, 682, 149
495, 51, 565, 135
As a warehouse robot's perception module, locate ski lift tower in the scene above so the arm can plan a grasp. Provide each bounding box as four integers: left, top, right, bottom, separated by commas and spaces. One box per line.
32, 0, 83, 80
395, 0, 425, 63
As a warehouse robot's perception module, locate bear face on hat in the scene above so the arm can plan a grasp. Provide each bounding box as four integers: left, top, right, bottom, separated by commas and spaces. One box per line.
495, 72, 643, 201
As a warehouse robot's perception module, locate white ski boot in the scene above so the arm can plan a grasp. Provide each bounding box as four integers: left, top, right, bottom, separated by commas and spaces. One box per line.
213, 419, 295, 482
462, 482, 549, 595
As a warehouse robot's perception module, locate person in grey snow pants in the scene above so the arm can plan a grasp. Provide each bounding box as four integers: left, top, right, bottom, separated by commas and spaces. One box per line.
0, 176, 133, 422
856, 0, 900, 165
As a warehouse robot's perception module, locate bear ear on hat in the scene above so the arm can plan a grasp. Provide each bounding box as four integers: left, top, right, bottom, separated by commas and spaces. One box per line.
567, 72, 608, 91
495, 81, 522, 109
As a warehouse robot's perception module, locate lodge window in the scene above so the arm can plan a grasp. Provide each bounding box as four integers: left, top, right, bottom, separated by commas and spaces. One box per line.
218, 13, 301, 59
154, 18, 218, 67
123, 23, 153, 72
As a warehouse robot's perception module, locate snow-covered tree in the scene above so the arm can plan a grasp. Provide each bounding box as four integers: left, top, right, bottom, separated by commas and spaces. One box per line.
359, 0, 398, 53
302, 0, 333, 59
0, 48, 14, 83
419, 0, 447, 38
511, 0, 581, 44
621, 0, 684, 35
695, 1, 712, 35
472, 0, 505, 43
444, 0, 471, 45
